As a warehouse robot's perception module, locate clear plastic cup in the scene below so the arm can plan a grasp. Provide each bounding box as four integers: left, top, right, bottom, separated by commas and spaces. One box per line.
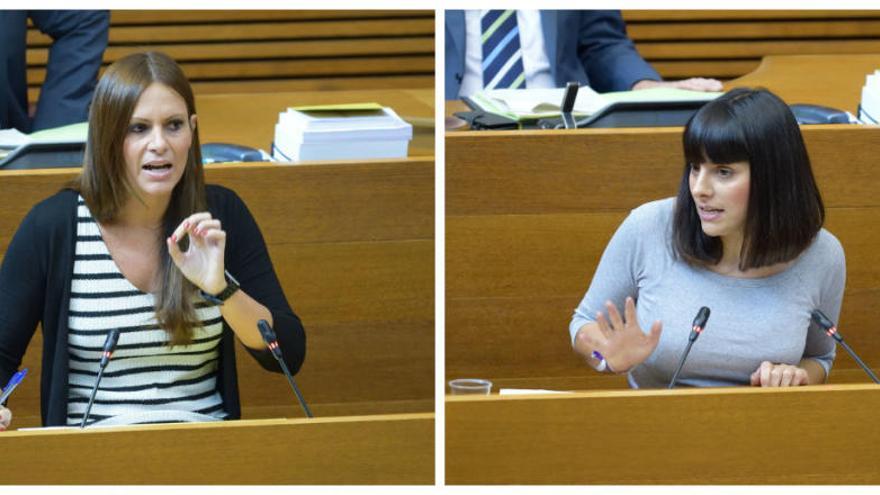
448, 378, 493, 395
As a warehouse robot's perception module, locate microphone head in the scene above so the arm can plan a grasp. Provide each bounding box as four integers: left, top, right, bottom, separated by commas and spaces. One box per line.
103, 328, 120, 353
692, 306, 711, 329
811, 310, 834, 330
257, 319, 277, 344
99, 328, 121, 368
257, 319, 284, 361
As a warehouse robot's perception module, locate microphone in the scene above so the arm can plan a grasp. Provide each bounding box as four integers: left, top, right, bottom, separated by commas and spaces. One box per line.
81, 328, 121, 428
811, 310, 880, 384
560, 82, 579, 129
257, 319, 313, 418
668, 307, 711, 389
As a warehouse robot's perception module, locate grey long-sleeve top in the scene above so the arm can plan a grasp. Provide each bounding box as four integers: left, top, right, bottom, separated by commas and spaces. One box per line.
569, 198, 845, 388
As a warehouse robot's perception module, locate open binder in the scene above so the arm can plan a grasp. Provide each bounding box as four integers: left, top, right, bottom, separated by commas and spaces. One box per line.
458, 86, 720, 129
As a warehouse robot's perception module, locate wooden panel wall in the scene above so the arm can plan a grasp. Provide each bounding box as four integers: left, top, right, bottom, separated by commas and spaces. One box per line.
4, 159, 434, 428
445, 126, 880, 390
25, 10, 434, 101
623, 10, 880, 80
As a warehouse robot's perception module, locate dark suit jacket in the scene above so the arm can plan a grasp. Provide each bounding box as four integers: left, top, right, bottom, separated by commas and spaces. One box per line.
445, 10, 660, 99
0, 10, 108, 133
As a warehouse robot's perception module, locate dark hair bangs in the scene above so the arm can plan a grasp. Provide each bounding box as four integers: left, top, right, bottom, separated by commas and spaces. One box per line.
673, 87, 825, 272
683, 102, 749, 167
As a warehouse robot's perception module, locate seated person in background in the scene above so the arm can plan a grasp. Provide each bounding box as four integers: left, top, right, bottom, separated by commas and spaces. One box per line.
0, 51, 305, 429
0, 10, 109, 132
569, 88, 845, 388
445, 10, 723, 99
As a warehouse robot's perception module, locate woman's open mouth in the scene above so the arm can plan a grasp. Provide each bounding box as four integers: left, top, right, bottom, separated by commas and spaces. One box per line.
142, 161, 172, 171
698, 205, 723, 221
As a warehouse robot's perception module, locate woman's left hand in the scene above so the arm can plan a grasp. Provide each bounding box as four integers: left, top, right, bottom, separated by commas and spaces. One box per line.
167, 212, 227, 294
749, 361, 810, 387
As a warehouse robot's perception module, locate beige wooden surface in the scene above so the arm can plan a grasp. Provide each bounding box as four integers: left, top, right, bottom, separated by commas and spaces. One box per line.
4, 159, 434, 429
195, 88, 434, 156
730, 54, 880, 113
622, 11, 880, 81
446, 385, 879, 484
445, 55, 880, 388
1, 413, 434, 484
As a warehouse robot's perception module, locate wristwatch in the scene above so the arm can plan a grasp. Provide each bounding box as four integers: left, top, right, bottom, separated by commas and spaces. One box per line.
200, 270, 240, 305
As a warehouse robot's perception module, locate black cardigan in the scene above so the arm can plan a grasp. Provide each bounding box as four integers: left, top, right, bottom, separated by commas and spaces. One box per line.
0, 185, 306, 426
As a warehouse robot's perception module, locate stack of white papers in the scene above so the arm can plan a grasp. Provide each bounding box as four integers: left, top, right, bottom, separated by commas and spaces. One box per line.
859, 70, 880, 124
272, 103, 413, 162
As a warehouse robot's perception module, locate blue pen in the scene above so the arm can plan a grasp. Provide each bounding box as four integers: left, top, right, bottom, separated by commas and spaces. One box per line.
0, 368, 28, 405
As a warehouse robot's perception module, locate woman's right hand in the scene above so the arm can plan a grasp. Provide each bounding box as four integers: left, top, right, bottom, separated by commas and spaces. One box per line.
575, 297, 662, 373
0, 405, 11, 431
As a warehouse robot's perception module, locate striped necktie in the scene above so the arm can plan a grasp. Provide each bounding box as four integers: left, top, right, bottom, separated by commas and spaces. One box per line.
481, 10, 526, 90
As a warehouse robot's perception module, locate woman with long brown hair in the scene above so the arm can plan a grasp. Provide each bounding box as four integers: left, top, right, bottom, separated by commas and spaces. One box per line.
0, 51, 305, 428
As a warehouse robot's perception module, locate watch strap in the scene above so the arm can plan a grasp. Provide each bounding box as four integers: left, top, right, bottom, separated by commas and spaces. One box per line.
200, 270, 240, 305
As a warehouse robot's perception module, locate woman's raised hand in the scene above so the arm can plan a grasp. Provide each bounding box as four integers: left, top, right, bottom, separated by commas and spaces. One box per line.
592, 297, 662, 373
167, 212, 227, 294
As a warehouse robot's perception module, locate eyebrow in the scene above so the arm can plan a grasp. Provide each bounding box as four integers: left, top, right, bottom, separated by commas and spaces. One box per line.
691, 163, 744, 174
128, 114, 187, 123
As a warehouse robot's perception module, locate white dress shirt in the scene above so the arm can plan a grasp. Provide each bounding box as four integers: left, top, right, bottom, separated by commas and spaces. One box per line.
460, 10, 556, 97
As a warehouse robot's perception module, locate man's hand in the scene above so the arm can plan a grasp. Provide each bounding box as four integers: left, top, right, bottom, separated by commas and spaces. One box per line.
633, 78, 723, 92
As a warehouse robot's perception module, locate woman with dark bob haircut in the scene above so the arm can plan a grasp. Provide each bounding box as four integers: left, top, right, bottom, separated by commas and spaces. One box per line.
0, 52, 305, 429
568, 88, 845, 388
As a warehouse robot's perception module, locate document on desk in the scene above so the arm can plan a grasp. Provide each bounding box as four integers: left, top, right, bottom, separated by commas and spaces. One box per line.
17, 410, 222, 430
272, 103, 413, 162
499, 388, 573, 395
860, 70, 880, 124
0, 122, 88, 160
0, 122, 88, 148
467, 87, 720, 121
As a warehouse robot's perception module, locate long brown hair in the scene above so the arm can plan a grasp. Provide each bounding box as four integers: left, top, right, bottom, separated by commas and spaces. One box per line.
73, 51, 207, 345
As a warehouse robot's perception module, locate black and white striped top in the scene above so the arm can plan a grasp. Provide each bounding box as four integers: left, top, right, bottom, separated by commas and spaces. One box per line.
66, 196, 227, 426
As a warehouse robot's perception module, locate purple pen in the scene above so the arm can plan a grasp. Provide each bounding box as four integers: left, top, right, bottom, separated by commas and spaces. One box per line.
0, 368, 28, 404
591, 351, 615, 373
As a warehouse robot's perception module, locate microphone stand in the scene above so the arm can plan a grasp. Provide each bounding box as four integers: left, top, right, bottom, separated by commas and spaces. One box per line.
81, 329, 121, 428
257, 320, 313, 418
811, 310, 880, 384
668, 307, 711, 389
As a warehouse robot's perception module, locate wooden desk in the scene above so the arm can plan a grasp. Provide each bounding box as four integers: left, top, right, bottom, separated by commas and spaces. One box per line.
197, 88, 434, 157
729, 54, 879, 113
1, 412, 433, 484
3, 159, 434, 428
446, 54, 879, 124
447, 385, 880, 484
447, 125, 880, 385
446, 54, 880, 386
